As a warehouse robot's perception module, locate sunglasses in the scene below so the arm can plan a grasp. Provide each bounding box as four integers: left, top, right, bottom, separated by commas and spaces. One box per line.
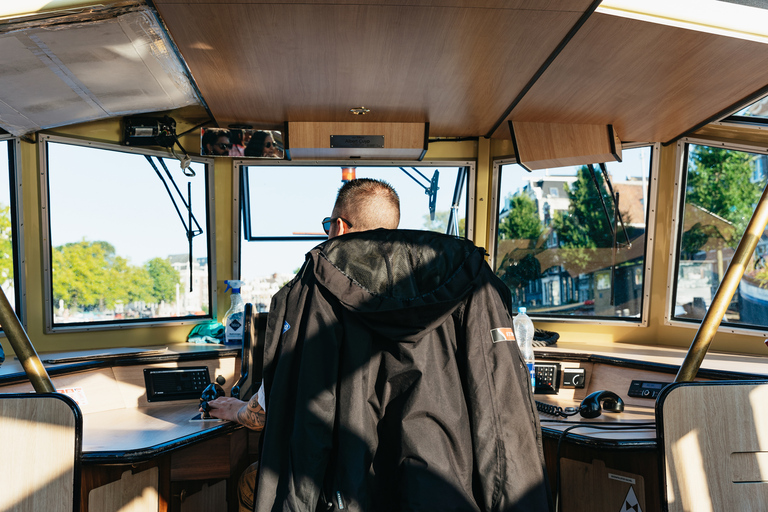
215, 143, 232, 149
322, 216, 353, 234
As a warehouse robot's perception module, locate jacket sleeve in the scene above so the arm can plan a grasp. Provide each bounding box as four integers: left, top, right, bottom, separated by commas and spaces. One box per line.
460, 275, 552, 512
255, 258, 344, 512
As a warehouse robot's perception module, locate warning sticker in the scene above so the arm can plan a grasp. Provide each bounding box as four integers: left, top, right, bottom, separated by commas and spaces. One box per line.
619, 486, 642, 512
490, 327, 515, 343
57, 387, 89, 406
608, 473, 636, 485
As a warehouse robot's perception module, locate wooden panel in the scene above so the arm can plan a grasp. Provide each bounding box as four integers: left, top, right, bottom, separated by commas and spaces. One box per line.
170, 430, 247, 481
544, 438, 662, 512
288, 121, 425, 160
153, 1, 592, 136
112, 358, 238, 408
510, 121, 621, 170
660, 382, 768, 512
505, 12, 768, 143
560, 459, 646, 512
88, 467, 159, 512
178, 480, 227, 512
0, 395, 78, 512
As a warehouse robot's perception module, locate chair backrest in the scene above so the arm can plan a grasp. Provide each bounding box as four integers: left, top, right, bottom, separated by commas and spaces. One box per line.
232, 303, 267, 399
0, 393, 82, 512
657, 381, 768, 512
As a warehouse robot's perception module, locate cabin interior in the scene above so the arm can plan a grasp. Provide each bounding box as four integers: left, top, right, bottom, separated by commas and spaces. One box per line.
1, 1, 768, 511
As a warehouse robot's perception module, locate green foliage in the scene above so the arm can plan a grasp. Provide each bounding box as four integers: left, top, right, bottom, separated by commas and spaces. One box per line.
422, 211, 466, 236
686, 146, 761, 238
52, 240, 180, 312
0, 203, 12, 285
551, 166, 614, 249
146, 257, 180, 303
498, 194, 543, 240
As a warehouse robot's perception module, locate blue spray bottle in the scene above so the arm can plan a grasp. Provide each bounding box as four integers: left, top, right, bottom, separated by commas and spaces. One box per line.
223, 280, 245, 346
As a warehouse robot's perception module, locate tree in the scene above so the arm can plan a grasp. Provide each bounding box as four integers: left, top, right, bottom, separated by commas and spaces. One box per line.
498, 194, 543, 240
422, 211, 465, 236
0, 203, 13, 286
52, 240, 174, 312
551, 166, 614, 250
686, 146, 761, 240
52, 240, 116, 310
146, 257, 180, 303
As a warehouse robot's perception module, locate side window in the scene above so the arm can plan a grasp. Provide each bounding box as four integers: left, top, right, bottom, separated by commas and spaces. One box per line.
238, 164, 471, 310
41, 136, 215, 331
1, 138, 23, 328
494, 146, 654, 320
672, 142, 768, 330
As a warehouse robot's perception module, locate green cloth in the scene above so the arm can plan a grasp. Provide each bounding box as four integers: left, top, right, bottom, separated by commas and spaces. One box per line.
187, 321, 225, 344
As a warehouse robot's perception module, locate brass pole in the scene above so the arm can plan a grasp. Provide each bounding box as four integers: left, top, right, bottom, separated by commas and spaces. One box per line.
0, 286, 55, 393
675, 182, 768, 382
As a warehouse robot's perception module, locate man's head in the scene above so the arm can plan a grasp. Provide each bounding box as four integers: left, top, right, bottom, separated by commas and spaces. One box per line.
325, 178, 400, 238
202, 128, 232, 156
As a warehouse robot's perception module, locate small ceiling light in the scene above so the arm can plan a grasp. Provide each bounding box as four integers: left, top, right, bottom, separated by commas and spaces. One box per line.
349, 107, 370, 115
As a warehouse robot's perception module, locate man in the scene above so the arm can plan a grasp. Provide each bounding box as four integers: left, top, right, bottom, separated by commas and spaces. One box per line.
209, 177, 550, 511
204, 178, 401, 511
202, 128, 232, 156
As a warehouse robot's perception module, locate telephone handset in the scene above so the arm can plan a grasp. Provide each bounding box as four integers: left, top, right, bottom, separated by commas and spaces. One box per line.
578, 390, 624, 418
535, 389, 625, 418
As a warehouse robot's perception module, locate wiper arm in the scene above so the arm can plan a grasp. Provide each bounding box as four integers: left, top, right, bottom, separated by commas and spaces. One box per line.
145, 155, 204, 291
399, 167, 439, 220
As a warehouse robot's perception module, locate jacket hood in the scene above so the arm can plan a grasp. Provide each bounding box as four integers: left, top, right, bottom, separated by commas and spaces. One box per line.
310, 229, 488, 341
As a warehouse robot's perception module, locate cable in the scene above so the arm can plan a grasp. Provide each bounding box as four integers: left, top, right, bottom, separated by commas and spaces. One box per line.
536, 400, 579, 418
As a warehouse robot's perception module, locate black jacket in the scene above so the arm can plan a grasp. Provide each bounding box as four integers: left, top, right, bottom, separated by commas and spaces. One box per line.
255, 230, 551, 512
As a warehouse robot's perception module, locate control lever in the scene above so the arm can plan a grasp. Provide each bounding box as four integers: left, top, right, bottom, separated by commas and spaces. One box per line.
199, 375, 226, 418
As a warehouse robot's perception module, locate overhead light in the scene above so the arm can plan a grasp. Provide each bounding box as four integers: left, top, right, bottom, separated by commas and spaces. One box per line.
596, 0, 768, 45
349, 107, 370, 115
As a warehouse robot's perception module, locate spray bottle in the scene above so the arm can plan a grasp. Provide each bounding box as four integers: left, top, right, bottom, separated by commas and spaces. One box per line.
223, 280, 245, 346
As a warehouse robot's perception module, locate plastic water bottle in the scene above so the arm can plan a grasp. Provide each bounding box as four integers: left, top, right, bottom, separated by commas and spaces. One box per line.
223, 280, 245, 346
513, 307, 536, 389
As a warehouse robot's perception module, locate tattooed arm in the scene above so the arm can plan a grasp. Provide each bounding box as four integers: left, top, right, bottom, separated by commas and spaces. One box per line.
203, 394, 266, 431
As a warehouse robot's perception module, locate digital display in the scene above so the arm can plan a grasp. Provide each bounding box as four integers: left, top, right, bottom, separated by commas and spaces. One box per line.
643, 382, 664, 389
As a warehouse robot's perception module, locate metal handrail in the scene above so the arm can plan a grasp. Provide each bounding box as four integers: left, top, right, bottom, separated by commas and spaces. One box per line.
0, 286, 55, 393
675, 182, 768, 382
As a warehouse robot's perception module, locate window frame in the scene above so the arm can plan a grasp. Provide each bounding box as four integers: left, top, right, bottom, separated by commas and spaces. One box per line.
666, 137, 768, 338
38, 134, 217, 333
489, 142, 660, 326
232, 159, 476, 280
0, 136, 25, 335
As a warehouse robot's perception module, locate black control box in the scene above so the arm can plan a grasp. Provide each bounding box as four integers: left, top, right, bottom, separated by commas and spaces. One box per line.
534, 363, 560, 394
144, 366, 211, 402
627, 379, 670, 399
562, 368, 586, 388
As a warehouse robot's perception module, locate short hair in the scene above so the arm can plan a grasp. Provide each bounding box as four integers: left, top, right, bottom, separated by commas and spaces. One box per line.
334, 178, 400, 231
202, 128, 229, 150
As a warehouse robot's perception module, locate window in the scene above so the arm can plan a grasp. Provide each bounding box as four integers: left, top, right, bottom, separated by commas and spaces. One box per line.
671, 141, 768, 331
238, 163, 472, 310
0, 138, 23, 330
41, 136, 215, 331
493, 146, 655, 320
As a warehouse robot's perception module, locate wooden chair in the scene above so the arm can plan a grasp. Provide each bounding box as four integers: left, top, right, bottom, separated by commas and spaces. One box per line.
657, 381, 768, 512
0, 393, 82, 512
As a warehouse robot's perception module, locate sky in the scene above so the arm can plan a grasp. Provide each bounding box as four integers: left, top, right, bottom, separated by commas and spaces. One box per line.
27, 140, 653, 284
47, 142, 209, 267
240, 165, 468, 278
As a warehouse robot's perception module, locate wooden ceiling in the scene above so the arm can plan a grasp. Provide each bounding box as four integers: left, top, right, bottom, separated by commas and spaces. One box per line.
153, 0, 768, 143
